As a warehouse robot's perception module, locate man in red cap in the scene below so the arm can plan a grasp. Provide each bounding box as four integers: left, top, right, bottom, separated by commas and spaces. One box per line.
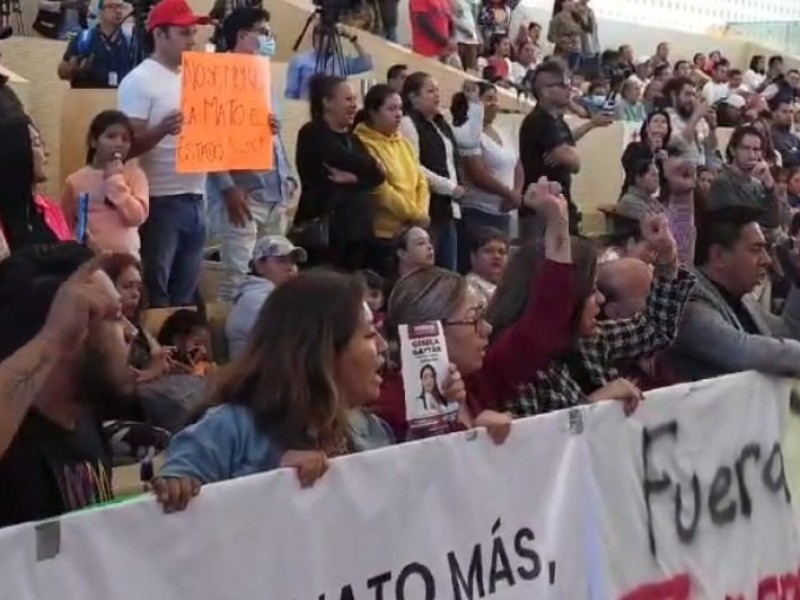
118, 0, 210, 308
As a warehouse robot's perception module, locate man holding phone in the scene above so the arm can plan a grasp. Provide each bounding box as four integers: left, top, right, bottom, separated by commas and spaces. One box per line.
518, 60, 612, 239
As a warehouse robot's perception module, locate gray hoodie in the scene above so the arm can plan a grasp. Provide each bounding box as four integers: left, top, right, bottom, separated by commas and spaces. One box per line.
225, 276, 275, 360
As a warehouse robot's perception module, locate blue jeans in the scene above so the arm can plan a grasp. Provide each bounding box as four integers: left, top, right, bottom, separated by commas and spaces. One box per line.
563, 51, 583, 73
431, 220, 457, 272
141, 194, 206, 308
383, 26, 397, 42
210, 201, 287, 302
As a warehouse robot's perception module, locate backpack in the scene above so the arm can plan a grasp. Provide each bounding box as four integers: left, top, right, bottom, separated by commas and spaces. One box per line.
75, 26, 132, 56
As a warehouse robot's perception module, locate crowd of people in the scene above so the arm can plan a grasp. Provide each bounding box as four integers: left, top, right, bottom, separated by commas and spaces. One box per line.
0, 0, 800, 532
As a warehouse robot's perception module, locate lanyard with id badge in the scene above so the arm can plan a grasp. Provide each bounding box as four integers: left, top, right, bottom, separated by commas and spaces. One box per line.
99, 30, 127, 88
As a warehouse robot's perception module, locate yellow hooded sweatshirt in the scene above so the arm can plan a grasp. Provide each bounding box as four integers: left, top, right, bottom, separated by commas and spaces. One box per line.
354, 122, 430, 239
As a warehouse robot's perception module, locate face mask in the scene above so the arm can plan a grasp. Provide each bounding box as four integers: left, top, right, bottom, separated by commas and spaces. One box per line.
258, 35, 276, 58
587, 95, 606, 106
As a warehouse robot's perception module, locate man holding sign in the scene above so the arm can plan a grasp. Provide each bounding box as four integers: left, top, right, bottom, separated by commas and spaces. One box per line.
207, 6, 297, 302
118, 0, 209, 308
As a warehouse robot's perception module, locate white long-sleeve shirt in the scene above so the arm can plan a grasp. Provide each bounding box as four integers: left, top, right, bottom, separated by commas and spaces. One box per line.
399, 115, 460, 197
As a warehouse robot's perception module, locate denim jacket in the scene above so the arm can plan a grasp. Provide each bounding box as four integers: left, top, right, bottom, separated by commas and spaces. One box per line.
159, 404, 394, 484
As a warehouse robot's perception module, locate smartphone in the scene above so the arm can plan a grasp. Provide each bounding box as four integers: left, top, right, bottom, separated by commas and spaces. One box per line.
601, 88, 617, 113
76, 192, 90, 244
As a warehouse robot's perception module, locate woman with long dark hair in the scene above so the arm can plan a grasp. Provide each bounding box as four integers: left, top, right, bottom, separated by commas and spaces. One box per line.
292, 74, 385, 270
485, 34, 513, 83
153, 270, 393, 511
452, 81, 521, 249
416, 363, 447, 412
620, 109, 673, 193
744, 54, 767, 92
0, 117, 71, 252
488, 215, 694, 417
399, 72, 464, 272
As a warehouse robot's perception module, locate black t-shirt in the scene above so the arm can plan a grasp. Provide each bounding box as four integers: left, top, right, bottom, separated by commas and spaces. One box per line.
518, 105, 580, 225
0, 411, 113, 528
710, 279, 760, 335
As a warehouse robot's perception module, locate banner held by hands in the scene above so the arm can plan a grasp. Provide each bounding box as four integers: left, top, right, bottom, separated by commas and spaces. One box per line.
177, 52, 273, 174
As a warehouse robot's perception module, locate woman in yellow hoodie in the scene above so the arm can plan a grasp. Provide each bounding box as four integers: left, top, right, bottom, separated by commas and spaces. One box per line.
354, 84, 429, 273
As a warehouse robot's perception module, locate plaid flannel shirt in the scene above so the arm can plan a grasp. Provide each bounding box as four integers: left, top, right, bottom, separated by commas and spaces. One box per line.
508, 267, 696, 417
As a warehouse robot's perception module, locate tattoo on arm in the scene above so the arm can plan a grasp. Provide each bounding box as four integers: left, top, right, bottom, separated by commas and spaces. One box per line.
2, 353, 55, 408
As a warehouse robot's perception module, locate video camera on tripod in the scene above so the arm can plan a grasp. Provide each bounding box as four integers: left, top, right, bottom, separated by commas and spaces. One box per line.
127, 0, 156, 64
294, 0, 363, 76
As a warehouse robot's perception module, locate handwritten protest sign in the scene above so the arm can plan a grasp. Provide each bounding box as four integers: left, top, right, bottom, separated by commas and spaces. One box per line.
177, 52, 273, 173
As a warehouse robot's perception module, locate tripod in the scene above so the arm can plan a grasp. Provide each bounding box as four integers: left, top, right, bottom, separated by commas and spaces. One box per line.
293, 8, 348, 78
0, 0, 24, 37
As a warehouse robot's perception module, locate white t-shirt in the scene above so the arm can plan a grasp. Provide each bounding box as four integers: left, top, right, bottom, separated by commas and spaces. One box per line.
118, 58, 206, 197
702, 81, 730, 105
462, 128, 517, 215
510, 61, 533, 84
399, 115, 459, 198
451, 0, 479, 45
743, 69, 766, 92
667, 108, 709, 167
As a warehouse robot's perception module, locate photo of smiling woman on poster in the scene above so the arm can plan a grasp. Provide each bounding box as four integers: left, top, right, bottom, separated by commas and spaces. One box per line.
416, 364, 446, 414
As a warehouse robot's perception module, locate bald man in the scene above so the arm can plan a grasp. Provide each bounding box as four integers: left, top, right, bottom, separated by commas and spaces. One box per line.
598, 258, 654, 320
598, 258, 680, 390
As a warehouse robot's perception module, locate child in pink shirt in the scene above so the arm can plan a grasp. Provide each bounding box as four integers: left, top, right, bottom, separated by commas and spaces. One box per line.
62, 110, 149, 257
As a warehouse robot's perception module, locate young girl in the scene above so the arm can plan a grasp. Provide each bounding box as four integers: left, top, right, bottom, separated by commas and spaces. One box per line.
62, 110, 149, 257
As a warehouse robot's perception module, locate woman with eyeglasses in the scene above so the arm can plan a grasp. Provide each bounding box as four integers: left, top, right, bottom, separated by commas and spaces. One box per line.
369, 178, 575, 442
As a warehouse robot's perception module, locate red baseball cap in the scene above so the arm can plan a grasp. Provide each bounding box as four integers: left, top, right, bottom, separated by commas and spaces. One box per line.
147, 0, 210, 31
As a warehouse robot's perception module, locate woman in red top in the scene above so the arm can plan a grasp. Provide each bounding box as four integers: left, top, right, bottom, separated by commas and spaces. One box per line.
0, 117, 71, 252
370, 178, 575, 441
485, 34, 513, 83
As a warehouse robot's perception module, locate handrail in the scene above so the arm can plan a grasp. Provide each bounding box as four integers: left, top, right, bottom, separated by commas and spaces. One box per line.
724, 20, 800, 56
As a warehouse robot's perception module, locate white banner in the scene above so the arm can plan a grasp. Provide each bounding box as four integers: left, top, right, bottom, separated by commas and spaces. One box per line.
589, 372, 800, 598
0, 372, 797, 600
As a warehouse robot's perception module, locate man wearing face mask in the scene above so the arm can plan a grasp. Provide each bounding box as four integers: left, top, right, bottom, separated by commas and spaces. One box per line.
207, 6, 297, 302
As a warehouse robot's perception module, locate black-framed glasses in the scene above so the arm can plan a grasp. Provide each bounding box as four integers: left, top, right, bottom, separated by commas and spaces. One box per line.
443, 306, 487, 333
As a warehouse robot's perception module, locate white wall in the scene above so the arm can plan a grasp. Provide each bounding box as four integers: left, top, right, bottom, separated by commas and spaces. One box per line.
573, 0, 799, 33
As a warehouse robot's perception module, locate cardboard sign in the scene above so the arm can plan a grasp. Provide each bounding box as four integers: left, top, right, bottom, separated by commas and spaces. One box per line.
177, 52, 274, 174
